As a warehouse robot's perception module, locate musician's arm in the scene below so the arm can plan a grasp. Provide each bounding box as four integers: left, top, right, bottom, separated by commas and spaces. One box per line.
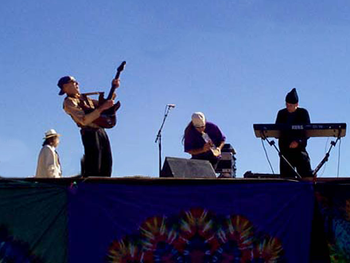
214, 123, 226, 152
185, 139, 225, 156
64, 98, 112, 126
218, 140, 225, 151
90, 92, 116, 108
186, 142, 225, 156
186, 143, 212, 155
210, 140, 225, 157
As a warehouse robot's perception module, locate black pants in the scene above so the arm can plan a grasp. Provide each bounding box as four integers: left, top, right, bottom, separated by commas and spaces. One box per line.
80, 128, 112, 177
280, 149, 312, 178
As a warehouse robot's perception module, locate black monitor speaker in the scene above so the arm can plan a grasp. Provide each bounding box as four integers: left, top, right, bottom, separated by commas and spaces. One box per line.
161, 157, 216, 178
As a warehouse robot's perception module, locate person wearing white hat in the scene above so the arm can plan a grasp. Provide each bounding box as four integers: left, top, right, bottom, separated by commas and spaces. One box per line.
35, 129, 62, 178
183, 112, 226, 167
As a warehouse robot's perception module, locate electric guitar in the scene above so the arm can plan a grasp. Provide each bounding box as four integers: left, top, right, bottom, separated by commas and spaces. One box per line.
90, 61, 126, 128
202, 132, 221, 157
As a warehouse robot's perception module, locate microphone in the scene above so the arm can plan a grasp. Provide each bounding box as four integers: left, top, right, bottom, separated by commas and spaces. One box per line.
167, 104, 176, 108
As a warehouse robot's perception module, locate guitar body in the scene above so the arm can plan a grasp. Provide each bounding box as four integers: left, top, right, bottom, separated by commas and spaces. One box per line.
93, 101, 121, 129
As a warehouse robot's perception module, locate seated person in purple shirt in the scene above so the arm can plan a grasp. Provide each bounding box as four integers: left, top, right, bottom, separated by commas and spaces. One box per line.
183, 112, 226, 167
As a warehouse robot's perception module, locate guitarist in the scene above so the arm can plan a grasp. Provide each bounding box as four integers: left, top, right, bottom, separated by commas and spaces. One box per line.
57, 75, 119, 177
183, 112, 226, 169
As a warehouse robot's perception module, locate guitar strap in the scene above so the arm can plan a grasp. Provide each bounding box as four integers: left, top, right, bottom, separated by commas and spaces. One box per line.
79, 94, 95, 109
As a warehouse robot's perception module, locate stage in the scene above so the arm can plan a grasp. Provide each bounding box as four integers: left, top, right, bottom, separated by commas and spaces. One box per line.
0, 176, 348, 262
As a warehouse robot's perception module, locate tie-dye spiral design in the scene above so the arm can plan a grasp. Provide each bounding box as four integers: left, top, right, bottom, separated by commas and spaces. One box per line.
107, 208, 285, 262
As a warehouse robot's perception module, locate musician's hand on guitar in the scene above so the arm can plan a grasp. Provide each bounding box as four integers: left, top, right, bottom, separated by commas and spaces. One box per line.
212, 147, 221, 157
111, 93, 117, 100
289, 141, 299, 149
112, 79, 120, 88
202, 143, 211, 153
99, 100, 114, 112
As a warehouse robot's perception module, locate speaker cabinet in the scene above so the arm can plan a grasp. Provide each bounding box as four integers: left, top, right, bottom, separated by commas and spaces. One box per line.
161, 157, 216, 178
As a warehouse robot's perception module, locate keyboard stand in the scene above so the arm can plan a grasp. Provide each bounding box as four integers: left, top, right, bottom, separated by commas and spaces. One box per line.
313, 130, 342, 177
260, 131, 301, 179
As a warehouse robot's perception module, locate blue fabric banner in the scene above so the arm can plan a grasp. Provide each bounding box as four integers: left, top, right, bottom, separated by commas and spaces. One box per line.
0, 180, 68, 263
68, 181, 314, 263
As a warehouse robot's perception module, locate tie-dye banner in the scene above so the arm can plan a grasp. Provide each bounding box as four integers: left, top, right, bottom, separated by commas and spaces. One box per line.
314, 181, 350, 263
68, 181, 314, 263
0, 179, 318, 262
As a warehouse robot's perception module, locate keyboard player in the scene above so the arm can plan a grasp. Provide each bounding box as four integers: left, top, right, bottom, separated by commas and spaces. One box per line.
275, 88, 313, 178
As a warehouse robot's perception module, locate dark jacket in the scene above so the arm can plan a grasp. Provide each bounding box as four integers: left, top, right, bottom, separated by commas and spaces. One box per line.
275, 107, 310, 152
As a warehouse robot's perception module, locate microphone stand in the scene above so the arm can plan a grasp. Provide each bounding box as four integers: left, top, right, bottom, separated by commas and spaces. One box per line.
155, 105, 174, 177
312, 128, 342, 177
260, 131, 301, 179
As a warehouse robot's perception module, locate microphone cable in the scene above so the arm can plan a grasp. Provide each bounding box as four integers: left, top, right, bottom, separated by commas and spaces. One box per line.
318, 138, 330, 177
261, 139, 275, 174
337, 138, 342, 177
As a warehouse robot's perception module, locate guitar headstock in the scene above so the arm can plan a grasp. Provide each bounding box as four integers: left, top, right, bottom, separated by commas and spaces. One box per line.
114, 61, 126, 81
117, 61, 126, 73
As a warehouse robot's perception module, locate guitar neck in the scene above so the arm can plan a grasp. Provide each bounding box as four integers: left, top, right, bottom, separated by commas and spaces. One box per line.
106, 61, 126, 100
106, 84, 118, 101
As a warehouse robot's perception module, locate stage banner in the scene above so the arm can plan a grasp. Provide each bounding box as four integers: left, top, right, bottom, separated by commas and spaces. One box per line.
68, 181, 314, 263
315, 181, 350, 262
0, 180, 68, 263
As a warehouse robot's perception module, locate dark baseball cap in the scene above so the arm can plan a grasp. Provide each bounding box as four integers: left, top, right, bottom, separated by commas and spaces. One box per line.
57, 76, 76, 95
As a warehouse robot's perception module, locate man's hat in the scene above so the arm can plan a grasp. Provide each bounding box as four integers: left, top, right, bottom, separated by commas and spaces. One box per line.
285, 88, 299, 104
44, 129, 61, 140
191, 112, 206, 128
57, 76, 75, 95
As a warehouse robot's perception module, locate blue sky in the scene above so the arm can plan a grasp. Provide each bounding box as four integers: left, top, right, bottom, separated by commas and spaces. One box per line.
1, 0, 350, 178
